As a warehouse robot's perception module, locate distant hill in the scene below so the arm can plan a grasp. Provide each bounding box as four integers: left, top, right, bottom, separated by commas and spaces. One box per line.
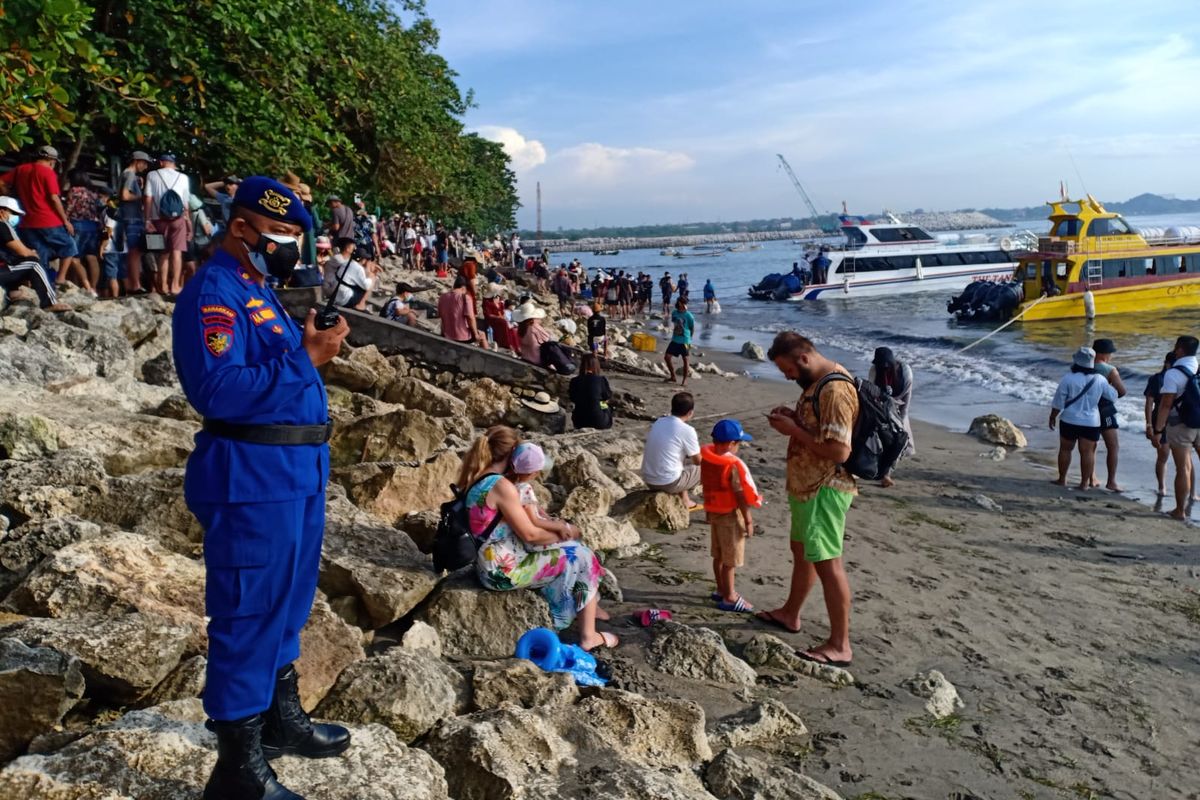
980, 193, 1200, 222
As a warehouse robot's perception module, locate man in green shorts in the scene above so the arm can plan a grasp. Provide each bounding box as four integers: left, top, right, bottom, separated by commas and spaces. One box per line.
757, 331, 859, 667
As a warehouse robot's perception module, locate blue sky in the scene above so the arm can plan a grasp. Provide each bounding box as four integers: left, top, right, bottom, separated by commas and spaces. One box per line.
424, 0, 1200, 229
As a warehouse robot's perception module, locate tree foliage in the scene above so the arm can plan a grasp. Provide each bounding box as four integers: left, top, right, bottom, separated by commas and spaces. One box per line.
0, 0, 518, 233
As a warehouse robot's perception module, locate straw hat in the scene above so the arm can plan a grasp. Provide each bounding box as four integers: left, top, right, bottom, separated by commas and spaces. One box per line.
512, 302, 547, 323
521, 391, 560, 414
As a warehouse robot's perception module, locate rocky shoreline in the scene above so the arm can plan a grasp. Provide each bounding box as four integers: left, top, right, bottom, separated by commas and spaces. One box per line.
1, 254, 1197, 799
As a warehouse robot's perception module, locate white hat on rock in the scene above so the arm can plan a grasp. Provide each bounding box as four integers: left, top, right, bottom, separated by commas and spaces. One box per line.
521, 391, 561, 414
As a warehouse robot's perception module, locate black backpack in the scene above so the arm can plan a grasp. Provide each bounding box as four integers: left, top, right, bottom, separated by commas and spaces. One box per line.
811, 372, 910, 481
432, 475, 502, 573
1171, 365, 1200, 428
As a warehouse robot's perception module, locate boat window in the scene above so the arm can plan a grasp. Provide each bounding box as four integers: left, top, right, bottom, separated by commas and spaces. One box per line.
990, 250, 1013, 263
843, 228, 868, 249
1052, 218, 1081, 236
871, 227, 935, 243
960, 251, 990, 265
1086, 217, 1132, 237
1056, 261, 1068, 278
1154, 256, 1180, 274
1101, 259, 1127, 279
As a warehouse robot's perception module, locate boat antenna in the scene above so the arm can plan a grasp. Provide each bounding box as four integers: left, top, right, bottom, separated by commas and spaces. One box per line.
1064, 143, 1089, 199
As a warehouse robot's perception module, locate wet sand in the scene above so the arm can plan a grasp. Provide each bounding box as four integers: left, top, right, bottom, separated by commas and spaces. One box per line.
599, 352, 1200, 800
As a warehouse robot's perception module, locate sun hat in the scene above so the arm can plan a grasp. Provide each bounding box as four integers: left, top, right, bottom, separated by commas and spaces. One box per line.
130, 150, 152, 163
512, 302, 547, 323
1092, 338, 1117, 355
712, 419, 753, 443
1073, 346, 1096, 369
521, 391, 561, 414
510, 442, 547, 474
0, 196, 26, 215
316, 236, 333, 251
188, 194, 204, 212
556, 318, 578, 335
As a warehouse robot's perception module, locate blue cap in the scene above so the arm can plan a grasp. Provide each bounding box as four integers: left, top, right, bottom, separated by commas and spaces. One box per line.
158, 152, 176, 162
232, 176, 313, 230
712, 419, 753, 443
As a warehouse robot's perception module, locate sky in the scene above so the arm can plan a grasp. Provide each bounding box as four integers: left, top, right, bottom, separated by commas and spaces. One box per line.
422, 0, 1200, 229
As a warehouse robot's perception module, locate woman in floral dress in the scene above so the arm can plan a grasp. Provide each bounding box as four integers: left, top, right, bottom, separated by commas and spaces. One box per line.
460, 426, 617, 650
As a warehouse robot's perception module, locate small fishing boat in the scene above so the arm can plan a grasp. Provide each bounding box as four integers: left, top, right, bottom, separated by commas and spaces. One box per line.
660, 248, 679, 256
592, 249, 620, 256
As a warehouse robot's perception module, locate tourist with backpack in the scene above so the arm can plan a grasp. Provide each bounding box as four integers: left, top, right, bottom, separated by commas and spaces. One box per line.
869, 347, 914, 488
1049, 347, 1119, 490
142, 152, 192, 295
1153, 335, 1200, 520
758, 331, 859, 668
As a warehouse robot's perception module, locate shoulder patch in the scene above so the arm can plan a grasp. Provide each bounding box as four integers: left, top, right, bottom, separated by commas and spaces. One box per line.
271, 324, 284, 334
201, 304, 236, 320
249, 307, 278, 326
245, 297, 265, 309
205, 327, 233, 357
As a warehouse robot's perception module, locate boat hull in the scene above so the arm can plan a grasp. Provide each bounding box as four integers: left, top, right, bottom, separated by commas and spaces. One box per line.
1018, 277, 1200, 321
788, 265, 1014, 301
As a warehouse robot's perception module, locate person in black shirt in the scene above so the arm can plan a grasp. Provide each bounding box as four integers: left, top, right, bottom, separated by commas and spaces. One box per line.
660, 272, 674, 316
587, 309, 609, 359
569, 354, 613, 430
1145, 351, 1179, 498
0, 196, 68, 311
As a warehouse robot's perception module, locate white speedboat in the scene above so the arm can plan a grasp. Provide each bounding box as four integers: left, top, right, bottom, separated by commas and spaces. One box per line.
750, 213, 1037, 301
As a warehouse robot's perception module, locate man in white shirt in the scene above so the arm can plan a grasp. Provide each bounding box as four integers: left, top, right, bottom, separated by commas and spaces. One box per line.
142, 153, 192, 294
1153, 335, 1200, 520
641, 391, 702, 508
323, 241, 371, 310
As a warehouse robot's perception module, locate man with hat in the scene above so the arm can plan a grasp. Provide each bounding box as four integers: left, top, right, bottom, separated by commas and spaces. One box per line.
868, 346, 915, 487
117, 150, 153, 293
1091, 338, 1126, 491
0, 145, 78, 285
143, 152, 192, 294
173, 176, 351, 800
1050, 346, 1119, 491
203, 174, 243, 225
0, 195, 69, 311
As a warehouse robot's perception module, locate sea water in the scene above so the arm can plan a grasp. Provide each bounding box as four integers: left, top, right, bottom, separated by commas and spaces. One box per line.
557, 212, 1200, 514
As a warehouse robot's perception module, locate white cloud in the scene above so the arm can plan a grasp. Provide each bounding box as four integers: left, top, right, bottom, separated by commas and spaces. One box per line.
554, 143, 695, 184
475, 125, 547, 171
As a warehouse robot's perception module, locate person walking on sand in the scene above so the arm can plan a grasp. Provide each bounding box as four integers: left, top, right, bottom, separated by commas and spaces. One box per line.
659, 271, 674, 316
701, 419, 762, 613
868, 347, 914, 488
1049, 347, 1118, 491
642, 391, 703, 511
703, 279, 717, 313
664, 296, 695, 386
1144, 351, 1183, 500
1153, 335, 1200, 520
757, 332, 858, 668
1090, 338, 1126, 491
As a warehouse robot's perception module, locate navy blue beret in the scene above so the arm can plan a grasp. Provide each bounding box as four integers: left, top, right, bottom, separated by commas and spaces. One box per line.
232, 176, 313, 230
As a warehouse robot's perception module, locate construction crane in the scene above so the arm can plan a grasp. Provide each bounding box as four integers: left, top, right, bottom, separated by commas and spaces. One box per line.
775, 154, 832, 230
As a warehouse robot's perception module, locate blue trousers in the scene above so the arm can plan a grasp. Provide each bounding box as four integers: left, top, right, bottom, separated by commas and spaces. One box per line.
191, 494, 325, 721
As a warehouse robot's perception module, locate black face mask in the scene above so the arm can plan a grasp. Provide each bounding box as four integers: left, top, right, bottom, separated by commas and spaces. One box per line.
244, 227, 300, 280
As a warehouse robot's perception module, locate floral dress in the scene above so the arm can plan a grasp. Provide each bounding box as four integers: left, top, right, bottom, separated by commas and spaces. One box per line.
468, 474, 604, 630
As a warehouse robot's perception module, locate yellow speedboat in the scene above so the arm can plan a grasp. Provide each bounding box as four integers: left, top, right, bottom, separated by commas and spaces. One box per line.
1014, 196, 1200, 321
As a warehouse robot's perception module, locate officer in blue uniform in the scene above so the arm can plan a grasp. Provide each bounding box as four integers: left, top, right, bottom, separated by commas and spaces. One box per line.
173, 177, 351, 800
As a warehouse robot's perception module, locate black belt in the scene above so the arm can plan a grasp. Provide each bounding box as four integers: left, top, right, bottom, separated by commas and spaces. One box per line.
202, 419, 333, 445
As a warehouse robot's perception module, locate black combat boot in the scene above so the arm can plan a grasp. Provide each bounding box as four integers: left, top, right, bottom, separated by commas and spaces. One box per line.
261, 664, 351, 760
204, 714, 305, 800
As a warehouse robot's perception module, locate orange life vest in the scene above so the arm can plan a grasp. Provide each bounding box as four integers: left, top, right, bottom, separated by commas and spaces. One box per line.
700, 444, 763, 514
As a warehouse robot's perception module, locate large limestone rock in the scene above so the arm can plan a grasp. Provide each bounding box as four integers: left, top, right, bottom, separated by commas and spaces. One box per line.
577, 514, 640, 552
705, 749, 842, 800
400, 620, 443, 657
319, 505, 439, 629
904, 669, 964, 719
0, 450, 107, 524
0, 516, 102, 596
470, 659, 579, 711
0, 337, 76, 385
0, 699, 450, 800
399, 509, 440, 554
0, 612, 188, 703
742, 633, 855, 687
334, 450, 461, 525
25, 320, 135, 379
0, 639, 85, 761
3, 531, 207, 655
315, 647, 468, 743
88, 469, 204, 553
647, 623, 757, 687
461, 377, 517, 427
505, 403, 567, 436
968, 414, 1027, 448
740, 341, 766, 361
560, 485, 616, 519
329, 408, 450, 467
139, 349, 176, 387
574, 766, 716, 800
553, 450, 626, 499
414, 572, 553, 659
145, 655, 206, 705
323, 356, 378, 392
573, 689, 712, 767
708, 699, 807, 750
628, 491, 692, 532
347, 344, 397, 391
383, 376, 468, 418
0, 413, 59, 460
295, 593, 366, 711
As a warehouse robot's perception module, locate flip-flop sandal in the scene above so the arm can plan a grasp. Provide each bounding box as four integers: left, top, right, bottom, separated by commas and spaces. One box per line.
594, 631, 619, 650
717, 596, 754, 613
754, 610, 801, 634
686, 504, 703, 513
797, 650, 852, 668
710, 592, 723, 602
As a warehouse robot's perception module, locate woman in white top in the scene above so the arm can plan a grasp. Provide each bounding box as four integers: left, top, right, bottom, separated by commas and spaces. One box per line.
1049, 346, 1119, 490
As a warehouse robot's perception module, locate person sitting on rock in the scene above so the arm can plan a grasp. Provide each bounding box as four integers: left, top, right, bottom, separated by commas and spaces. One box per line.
641, 391, 702, 511
461, 426, 617, 651
569, 354, 614, 431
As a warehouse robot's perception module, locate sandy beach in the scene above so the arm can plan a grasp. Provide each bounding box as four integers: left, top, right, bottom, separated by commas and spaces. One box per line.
597, 355, 1200, 800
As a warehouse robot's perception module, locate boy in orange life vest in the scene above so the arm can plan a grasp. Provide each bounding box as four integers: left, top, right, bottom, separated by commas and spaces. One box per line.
702, 419, 763, 613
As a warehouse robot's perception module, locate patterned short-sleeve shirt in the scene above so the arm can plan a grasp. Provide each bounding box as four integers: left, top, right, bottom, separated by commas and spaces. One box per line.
786, 365, 859, 501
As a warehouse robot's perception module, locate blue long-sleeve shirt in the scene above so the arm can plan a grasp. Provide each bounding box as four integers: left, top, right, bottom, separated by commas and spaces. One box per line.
173, 250, 329, 504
